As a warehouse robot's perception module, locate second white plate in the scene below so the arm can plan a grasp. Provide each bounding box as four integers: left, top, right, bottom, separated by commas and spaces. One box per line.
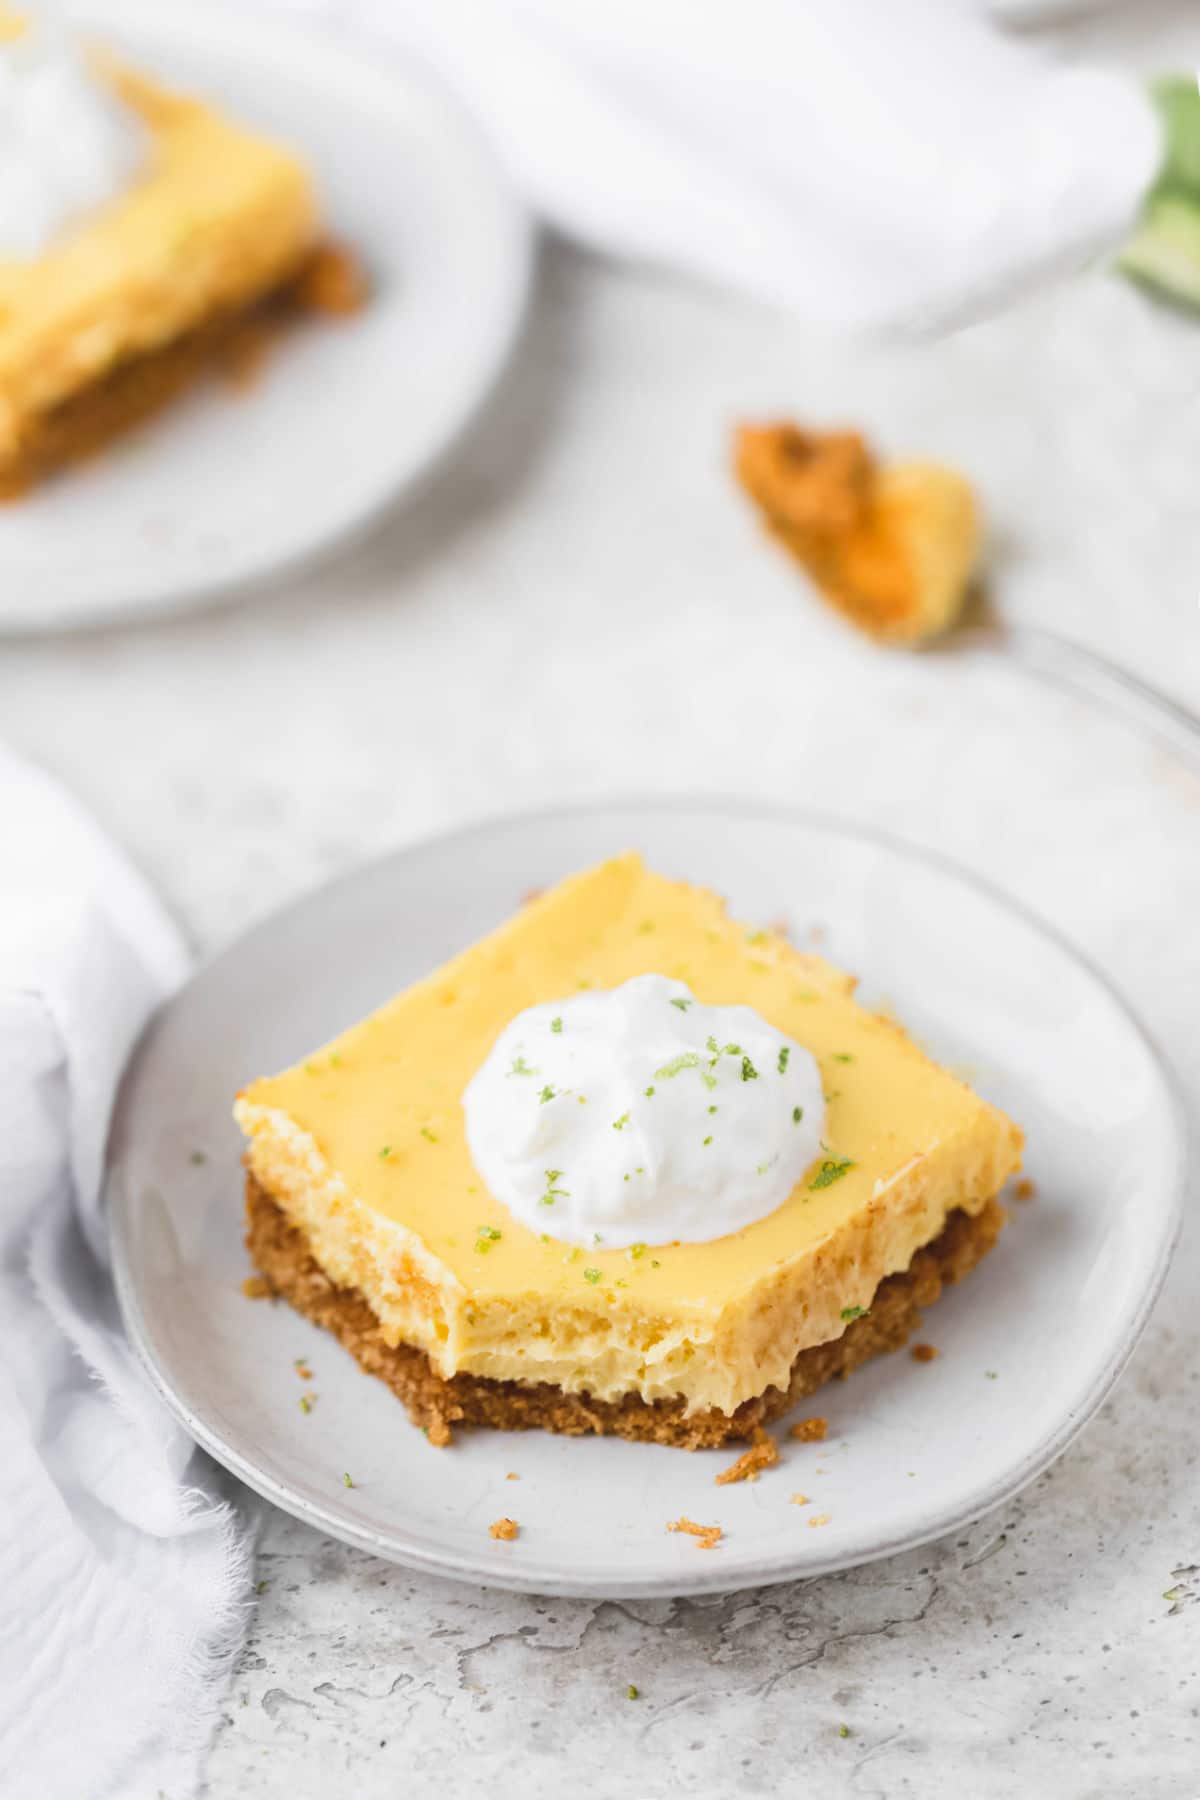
106, 802, 1185, 1596
2, 0, 533, 631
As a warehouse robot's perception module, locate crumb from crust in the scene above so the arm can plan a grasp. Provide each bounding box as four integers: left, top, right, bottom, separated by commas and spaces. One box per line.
292, 241, 369, 316
790, 1493, 810, 1506
294, 1359, 313, 1380
1015, 1178, 1037, 1201
790, 1417, 828, 1443
668, 1517, 722, 1550
243, 1179, 1004, 1449
505, 1472, 520, 1481
716, 1427, 779, 1485
807, 1513, 832, 1528
911, 1343, 939, 1363
733, 419, 980, 645
489, 1517, 519, 1541
241, 1275, 273, 1300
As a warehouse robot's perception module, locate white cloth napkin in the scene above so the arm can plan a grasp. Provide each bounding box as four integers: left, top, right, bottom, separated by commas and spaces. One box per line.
321, 0, 1159, 332
0, 749, 250, 1800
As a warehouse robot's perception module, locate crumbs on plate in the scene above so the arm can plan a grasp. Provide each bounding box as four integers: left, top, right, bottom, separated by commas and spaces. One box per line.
716, 1428, 779, 1486
667, 1517, 722, 1550
790, 1416, 828, 1443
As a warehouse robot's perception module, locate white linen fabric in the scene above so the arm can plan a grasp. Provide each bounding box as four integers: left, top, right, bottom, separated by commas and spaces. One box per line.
320, 0, 1160, 332
0, 748, 250, 1800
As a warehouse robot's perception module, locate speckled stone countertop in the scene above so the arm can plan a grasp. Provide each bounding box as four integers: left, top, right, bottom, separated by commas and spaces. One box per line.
6, 11, 1200, 1793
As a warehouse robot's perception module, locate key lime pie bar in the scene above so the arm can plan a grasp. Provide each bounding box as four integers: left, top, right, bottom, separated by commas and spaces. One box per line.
0, 12, 364, 495
236, 855, 1022, 1448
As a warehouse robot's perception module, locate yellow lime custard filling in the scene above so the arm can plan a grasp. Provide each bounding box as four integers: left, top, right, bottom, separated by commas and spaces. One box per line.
235, 854, 1022, 1416
0, 57, 317, 463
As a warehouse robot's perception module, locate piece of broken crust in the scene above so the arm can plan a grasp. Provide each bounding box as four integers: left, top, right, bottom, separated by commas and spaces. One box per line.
667, 1517, 723, 1550
734, 421, 980, 644
716, 1428, 779, 1486
790, 1416, 828, 1443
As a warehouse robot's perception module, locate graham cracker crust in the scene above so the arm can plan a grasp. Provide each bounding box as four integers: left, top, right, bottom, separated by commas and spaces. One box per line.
244, 1176, 1005, 1450
0, 242, 367, 499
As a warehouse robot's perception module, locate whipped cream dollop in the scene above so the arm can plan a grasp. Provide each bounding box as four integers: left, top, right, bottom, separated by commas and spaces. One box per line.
463, 974, 826, 1249
0, 25, 146, 260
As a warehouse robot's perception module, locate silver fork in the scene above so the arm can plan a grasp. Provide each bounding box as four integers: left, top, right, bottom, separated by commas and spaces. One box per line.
940, 622, 1200, 774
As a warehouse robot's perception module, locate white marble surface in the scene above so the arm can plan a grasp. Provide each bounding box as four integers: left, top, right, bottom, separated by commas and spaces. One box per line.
7, 11, 1200, 1794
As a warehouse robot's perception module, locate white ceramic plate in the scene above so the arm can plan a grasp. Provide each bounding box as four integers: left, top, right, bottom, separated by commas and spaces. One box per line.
0, 0, 532, 632
107, 802, 1185, 1597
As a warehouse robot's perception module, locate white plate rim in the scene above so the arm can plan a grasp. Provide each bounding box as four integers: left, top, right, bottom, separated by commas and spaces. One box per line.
108, 796, 1190, 1596
2, 0, 536, 634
